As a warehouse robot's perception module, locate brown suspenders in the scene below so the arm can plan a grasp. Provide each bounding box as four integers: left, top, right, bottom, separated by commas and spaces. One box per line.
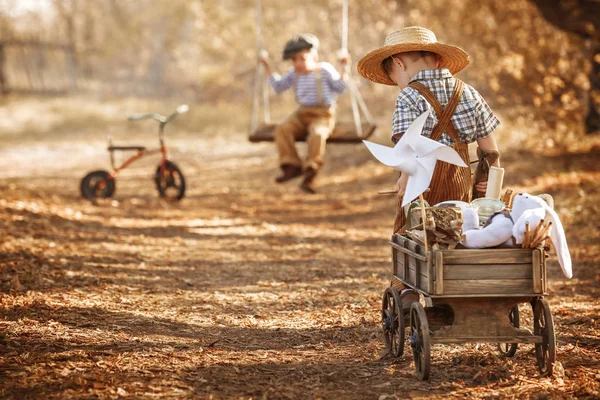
408, 79, 464, 144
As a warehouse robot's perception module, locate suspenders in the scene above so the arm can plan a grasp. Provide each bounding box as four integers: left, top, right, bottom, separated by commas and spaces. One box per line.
409, 79, 465, 143
293, 66, 325, 107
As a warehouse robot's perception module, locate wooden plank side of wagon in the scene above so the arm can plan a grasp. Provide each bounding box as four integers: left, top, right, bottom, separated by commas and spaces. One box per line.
442, 249, 533, 264
442, 279, 534, 295
443, 264, 533, 280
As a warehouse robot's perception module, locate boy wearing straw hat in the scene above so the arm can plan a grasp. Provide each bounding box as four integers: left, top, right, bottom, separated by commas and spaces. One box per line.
260, 34, 348, 194
358, 26, 501, 233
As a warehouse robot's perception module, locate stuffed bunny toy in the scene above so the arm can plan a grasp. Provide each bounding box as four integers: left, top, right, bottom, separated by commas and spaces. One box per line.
461, 193, 572, 278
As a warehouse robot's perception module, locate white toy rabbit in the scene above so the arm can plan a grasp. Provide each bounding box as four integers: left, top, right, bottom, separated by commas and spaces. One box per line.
461, 193, 572, 278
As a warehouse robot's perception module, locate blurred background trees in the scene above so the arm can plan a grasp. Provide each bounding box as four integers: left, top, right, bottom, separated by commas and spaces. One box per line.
0, 0, 598, 145
530, 0, 600, 134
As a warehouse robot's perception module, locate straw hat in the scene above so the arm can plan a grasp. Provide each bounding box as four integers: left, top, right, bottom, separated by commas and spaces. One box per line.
358, 26, 470, 86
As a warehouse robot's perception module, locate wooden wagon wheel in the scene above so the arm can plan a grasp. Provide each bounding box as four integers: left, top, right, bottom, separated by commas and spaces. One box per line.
381, 287, 405, 357
497, 305, 520, 357
409, 302, 431, 380
533, 298, 556, 376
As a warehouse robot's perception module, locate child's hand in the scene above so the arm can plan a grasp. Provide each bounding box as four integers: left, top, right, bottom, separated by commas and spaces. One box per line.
337, 48, 350, 65
395, 174, 408, 200
259, 50, 270, 66
475, 180, 487, 194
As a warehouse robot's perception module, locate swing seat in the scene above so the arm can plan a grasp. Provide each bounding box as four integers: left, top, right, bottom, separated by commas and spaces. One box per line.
248, 121, 377, 143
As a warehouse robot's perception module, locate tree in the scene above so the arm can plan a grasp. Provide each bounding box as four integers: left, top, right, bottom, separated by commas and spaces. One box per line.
530, 0, 600, 134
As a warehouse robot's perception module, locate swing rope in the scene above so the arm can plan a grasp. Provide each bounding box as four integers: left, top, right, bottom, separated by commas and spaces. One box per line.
250, 0, 375, 137
342, 0, 363, 137
341, 0, 375, 127
250, 0, 264, 134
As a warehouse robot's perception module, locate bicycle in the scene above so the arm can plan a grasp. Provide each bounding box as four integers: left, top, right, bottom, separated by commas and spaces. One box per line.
80, 105, 188, 201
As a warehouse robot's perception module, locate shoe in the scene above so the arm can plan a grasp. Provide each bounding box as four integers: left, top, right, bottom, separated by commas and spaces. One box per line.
299, 168, 317, 194
400, 289, 420, 310
275, 165, 302, 183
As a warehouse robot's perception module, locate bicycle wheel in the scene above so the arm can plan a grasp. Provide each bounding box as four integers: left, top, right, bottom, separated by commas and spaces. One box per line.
80, 170, 115, 200
155, 161, 186, 201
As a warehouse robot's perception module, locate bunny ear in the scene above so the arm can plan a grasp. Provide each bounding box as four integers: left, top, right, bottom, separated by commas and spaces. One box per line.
542, 205, 573, 279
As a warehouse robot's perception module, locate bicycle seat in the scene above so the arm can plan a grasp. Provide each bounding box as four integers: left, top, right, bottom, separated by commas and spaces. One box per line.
108, 146, 146, 151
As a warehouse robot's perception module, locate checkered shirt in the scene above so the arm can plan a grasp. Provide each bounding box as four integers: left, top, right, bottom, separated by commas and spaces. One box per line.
391, 68, 500, 145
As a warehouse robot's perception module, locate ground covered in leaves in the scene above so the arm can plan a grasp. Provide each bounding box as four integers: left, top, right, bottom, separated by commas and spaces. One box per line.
1, 100, 600, 399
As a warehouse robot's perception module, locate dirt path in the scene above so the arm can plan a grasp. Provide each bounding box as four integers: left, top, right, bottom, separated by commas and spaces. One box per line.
1, 127, 599, 399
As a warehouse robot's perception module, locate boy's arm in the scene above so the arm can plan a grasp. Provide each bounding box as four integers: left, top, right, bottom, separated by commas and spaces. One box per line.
473, 93, 501, 194
268, 69, 295, 94
259, 50, 274, 76
260, 51, 294, 93
322, 63, 347, 94
473, 91, 500, 166
476, 134, 500, 167
395, 173, 409, 199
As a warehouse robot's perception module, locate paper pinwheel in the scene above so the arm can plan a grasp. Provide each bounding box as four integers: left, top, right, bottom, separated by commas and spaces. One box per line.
363, 110, 467, 207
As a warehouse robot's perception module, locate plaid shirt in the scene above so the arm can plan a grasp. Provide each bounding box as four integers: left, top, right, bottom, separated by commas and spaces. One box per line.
392, 68, 500, 145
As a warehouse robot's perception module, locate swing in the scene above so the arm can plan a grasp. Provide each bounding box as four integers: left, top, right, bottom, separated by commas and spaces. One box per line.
248, 0, 376, 144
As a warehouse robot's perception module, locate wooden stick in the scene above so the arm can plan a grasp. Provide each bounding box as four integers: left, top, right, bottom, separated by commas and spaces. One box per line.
530, 222, 552, 248
530, 219, 545, 246
523, 222, 531, 248
538, 221, 553, 243
544, 236, 551, 249
377, 188, 430, 195
502, 189, 513, 208
531, 235, 549, 249
419, 193, 429, 252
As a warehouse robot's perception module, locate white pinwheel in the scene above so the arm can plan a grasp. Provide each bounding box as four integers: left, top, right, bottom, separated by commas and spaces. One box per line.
363, 110, 467, 207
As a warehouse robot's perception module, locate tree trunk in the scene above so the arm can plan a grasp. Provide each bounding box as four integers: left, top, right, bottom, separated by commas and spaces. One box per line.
530, 0, 600, 134
586, 42, 600, 133
0, 44, 8, 95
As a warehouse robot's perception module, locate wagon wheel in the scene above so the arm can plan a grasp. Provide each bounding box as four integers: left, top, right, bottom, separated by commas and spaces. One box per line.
534, 298, 556, 376
381, 287, 405, 358
409, 302, 431, 380
497, 305, 520, 357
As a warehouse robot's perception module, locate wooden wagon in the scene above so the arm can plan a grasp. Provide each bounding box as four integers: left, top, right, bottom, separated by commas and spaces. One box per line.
382, 234, 556, 380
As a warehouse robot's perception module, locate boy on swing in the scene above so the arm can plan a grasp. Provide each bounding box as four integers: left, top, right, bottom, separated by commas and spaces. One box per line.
260, 34, 348, 194
358, 26, 501, 306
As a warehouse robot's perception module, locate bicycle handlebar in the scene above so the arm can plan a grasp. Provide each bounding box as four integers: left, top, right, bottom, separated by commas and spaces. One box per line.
127, 104, 189, 125
128, 112, 166, 122
165, 104, 189, 124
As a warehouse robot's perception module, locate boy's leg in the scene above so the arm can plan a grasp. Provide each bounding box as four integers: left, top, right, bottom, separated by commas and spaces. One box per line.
274, 110, 305, 183
301, 109, 335, 193
305, 109, 335, 170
